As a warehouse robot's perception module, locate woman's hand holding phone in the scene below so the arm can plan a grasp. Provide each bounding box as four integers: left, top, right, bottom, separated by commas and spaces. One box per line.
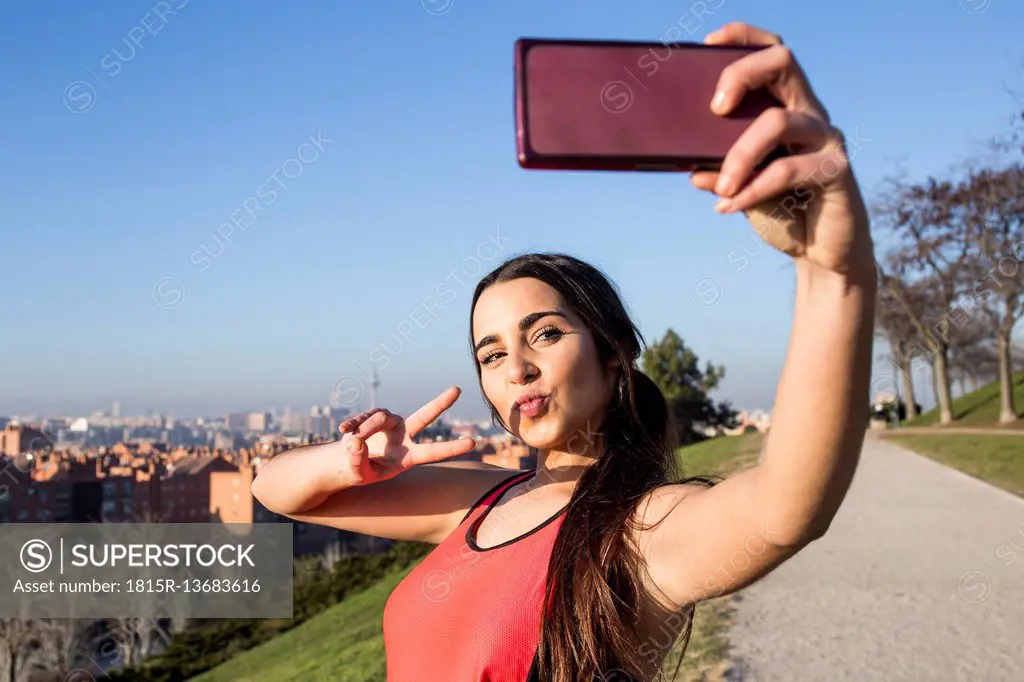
336, 386, 477, 487
691, 22, 874, 279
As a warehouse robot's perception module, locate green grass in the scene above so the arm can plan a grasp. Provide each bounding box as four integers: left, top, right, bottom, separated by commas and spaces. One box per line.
904, 371, 1024, 428
660, 598, 737, 682
678, 432, 764, 479
887, 434, 1024, 497
887, 374, 1024, 497
191, 566, 414, 682
667, 432, 764, 681
194, 434, 764, 682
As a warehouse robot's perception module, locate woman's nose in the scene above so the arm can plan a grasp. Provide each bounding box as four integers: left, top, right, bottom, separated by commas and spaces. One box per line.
505, 351, 538, 385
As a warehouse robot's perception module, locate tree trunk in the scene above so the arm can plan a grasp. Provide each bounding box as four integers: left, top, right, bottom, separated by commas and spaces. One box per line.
997, 331, 1018, 424
120, 632, 137, 671
933, 348, 955, 424
0, 621, 33, 682
113, 617, 163, 670
171, 615, 188, 634
899, 358, 919, 420
0, 644, 12, 682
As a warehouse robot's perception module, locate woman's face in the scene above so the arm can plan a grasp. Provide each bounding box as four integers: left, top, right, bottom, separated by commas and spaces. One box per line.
471, 277, 618, 451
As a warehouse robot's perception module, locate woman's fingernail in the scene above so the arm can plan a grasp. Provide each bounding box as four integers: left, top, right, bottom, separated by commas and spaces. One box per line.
715, 173, 736, 196
715, 198, 734, 213
712, 90, 727, 111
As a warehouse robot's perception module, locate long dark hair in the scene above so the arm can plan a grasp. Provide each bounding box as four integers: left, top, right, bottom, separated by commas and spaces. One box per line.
469, 252, 717, 681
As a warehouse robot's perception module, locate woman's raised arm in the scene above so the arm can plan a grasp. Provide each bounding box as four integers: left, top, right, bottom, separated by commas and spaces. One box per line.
636, 21, 877, 607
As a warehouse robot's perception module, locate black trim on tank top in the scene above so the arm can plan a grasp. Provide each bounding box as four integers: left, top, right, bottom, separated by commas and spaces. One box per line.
466, 472, 570, 552
458, 469, 534, 526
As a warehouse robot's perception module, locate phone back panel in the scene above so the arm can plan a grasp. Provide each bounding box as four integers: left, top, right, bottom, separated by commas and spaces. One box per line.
514, 38, 781, 171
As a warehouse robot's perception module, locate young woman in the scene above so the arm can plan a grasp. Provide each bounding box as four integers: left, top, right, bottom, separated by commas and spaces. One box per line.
251, 22, 877, 682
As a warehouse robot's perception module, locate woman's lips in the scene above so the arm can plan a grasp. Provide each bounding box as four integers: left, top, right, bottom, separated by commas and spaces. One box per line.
517, 395, 549, 418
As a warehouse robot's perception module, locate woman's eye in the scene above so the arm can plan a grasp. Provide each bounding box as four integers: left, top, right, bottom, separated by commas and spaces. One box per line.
479, 351, 503, 366
535, 326, 565, 343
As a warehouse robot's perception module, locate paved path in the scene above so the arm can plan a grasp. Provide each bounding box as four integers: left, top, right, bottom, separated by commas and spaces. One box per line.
726, 437, 1024, 681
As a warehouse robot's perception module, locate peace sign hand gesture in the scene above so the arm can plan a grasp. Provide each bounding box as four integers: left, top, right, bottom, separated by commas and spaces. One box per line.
337, 386, 477, 487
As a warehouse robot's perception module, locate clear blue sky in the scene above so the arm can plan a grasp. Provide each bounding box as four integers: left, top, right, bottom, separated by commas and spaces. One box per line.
2, 0, 1022, 420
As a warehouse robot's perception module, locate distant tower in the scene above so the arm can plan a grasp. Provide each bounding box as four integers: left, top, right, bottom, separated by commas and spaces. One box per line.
112, 401, 121, 418
370, 369, 380, 409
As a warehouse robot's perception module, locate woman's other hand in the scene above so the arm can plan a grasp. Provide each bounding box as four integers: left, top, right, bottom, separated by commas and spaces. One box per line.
336, 386, 477, 487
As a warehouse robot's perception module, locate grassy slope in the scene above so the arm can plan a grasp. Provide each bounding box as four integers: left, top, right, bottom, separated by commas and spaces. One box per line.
889, 373, 1024, 498
678, 432, 763, 479
903, 371, 1024, 428
887, 433, 1024, 497
195, 434, 765, 682
192, 567, 411, 682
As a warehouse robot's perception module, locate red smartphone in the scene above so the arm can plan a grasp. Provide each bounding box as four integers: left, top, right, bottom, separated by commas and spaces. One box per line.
514, 37, 785, 172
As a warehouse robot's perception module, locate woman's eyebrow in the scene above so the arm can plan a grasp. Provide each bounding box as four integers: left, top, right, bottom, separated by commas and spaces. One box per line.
473, 310, 567, 353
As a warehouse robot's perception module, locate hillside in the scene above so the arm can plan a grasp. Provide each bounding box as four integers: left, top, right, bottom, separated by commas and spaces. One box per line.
904, 371, 1024, 428
192, 565, 412, 682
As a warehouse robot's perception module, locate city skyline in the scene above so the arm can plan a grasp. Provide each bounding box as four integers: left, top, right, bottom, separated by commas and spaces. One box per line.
0, 389, 769, 426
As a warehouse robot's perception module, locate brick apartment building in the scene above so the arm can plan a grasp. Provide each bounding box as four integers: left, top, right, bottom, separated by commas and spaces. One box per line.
0, 422, 50, 456
0, 445, 276, 525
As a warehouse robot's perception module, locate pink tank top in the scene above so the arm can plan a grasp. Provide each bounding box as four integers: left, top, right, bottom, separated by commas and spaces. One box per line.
382, 470, 567, 681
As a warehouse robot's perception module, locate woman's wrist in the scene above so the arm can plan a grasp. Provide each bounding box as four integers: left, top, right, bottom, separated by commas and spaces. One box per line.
793, 253, 878, 300
311, 439, 357, 491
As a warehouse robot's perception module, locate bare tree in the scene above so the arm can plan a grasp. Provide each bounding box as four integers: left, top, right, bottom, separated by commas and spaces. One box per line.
105, 498, 177, 670
873, 174, 977, 424
948, 314, 1002, 393
874, 277, 928, 419
953, 163, 1024, 423
28, 619, 100, 681
951, 341, 1000, 391
0, 618, 36, 682
107, 617, 170, 671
